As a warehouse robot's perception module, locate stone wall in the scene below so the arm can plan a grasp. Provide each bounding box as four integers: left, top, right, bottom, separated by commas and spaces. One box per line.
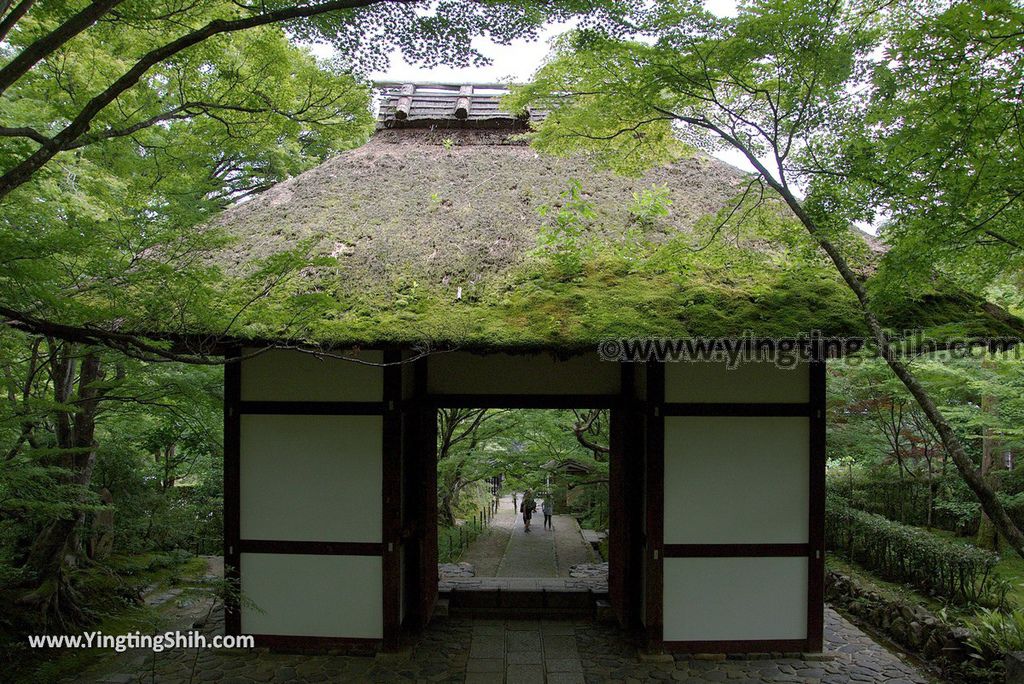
824, 570, 998, 682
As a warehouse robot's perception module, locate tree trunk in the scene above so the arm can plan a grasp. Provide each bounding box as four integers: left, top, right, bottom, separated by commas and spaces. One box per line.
439, 488, 457, 527
19, 346, 107, 628
778, 189, 1024, 557
926, 451, 935, 530
976, 367, 1004, 550
695, 128, 1024, 557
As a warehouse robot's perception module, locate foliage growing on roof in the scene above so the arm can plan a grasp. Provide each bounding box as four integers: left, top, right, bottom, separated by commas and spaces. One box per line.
203, 129, 1020, 349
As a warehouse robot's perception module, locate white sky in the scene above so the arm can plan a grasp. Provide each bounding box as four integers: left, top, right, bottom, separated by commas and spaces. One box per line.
364, 0, 738, 84
311, 0, 750, 170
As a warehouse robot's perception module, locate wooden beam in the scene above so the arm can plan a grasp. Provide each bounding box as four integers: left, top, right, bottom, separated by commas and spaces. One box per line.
381, 349, 403, 651
454, 84, 473, 119
223, 348, 242, 637
425, 394, 620, 409
419, 370, 439, 627
663, 639, 808, 654
251, 634, 381, 651
238, 540, 384, 556
663, 543, 810, 558
395, 83, 414, 120
661, 402, 811, 417
608, 366, 627, 627
807, 354, 827, 652
645, 361, 665, 649
237, 400, 386, 415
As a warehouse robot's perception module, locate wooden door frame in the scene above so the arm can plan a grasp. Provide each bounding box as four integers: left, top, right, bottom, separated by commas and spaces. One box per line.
420, 386, 637, 625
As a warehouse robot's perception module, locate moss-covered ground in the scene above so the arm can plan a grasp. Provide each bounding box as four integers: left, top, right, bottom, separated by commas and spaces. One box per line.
3, 552, 211, 684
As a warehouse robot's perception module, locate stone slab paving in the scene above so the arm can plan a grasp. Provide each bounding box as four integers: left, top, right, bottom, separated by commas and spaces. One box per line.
457, 497, 517, 577
496, 510, 558, 577
58, 606, 938, 683
575, 608, 935, 684
450, 494, 597, 583
439, 576, 606, 592
494, 496, 595, 578
551, 511, 597, 577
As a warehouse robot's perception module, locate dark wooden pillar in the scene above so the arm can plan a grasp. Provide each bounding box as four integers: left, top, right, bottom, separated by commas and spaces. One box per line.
418, 370, 439, 626
401, 356, 437, 633
608, 373, 626, 625
807, 353, 827, 651
382, 349, 402, 650
223, 347, 241, 637
645, 361, 665, 649
609, 363, 644, 629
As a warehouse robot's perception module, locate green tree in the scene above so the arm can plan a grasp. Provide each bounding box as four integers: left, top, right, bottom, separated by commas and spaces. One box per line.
436, 408, 513, 526
0, 0, 643, 631
507, 0, 1024, 555
0, 329, 223, 628
0, 0, 641, 357
435, 409, 609, 527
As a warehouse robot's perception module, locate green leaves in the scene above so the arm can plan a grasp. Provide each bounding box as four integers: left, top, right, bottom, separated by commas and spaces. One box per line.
0, 5, 377, 351
505, 33, 691, 174
628, 183, 673, 226
852, 0, 1024, 297
513, 0, 1023, 310
967, 608, 1024, 658
535, 179, 598, 278
827, 494, 1003, 606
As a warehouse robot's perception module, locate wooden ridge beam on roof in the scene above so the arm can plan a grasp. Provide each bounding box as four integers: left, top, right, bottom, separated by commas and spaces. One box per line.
454, 84, 472, 119
394, 83, 414, 120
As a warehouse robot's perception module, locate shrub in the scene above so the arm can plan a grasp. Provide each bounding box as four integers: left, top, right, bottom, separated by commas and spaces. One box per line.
826, 467, 981, 533
965, 608, 1024, 660
628, 184, 673, 226
826, 495, 1003, 606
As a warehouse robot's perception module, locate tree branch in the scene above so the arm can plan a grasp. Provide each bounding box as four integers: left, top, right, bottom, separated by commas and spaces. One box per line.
0, 0, 407, 202
0, 0, 124, 96
0, 0, 34, 43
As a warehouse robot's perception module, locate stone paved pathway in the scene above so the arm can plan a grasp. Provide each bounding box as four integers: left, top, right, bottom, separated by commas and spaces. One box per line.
458, 497, 517, 577
440, 495, 604, 593
493, 495, 596, 578
57, 606, 937, 683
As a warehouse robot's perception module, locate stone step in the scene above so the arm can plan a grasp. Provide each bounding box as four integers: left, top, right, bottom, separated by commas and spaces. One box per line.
433, 597, 450, 618
441, 588, 602, 618
595, 599, 616, 624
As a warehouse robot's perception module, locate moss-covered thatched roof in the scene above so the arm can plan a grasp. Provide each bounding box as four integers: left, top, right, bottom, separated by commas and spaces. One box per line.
211, 127, 1021, 350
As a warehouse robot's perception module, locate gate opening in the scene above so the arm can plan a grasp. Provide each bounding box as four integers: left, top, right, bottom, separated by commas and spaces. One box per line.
434, 408, 611, 615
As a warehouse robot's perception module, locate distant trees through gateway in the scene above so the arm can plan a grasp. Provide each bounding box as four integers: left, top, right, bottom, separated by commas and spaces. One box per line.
436, 408, 610, 562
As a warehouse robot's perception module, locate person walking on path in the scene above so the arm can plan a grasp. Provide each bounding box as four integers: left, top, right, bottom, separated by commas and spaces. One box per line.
512, 492, 518, 512
520, 490, 537, 532
542, 498, 553, 530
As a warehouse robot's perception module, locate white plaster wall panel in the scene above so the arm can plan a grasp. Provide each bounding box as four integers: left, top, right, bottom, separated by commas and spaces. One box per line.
240, 415, 382, 543
664, 417, 808, 544
240, 553, 383, 638
426, 352, 619, 395
240, 348, 383, 401
663, 557, 808, 641
664, 361, 808, 403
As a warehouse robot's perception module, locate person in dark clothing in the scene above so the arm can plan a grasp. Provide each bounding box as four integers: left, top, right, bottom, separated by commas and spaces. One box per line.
520, 490, 537, 532
542, 498, 553, 529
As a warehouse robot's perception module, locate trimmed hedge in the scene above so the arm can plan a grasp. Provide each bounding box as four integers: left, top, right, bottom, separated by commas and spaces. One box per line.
826, 495, 1002, 605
